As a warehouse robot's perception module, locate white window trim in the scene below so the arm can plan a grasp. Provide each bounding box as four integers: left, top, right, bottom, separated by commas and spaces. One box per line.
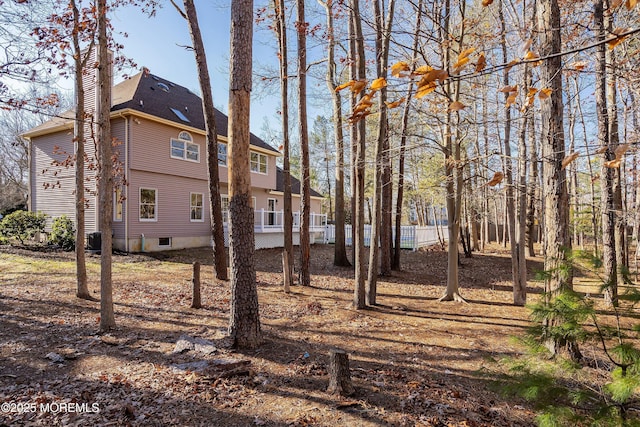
250, 151, 268, 175
113, 188, 123, 222
218, 143, 227, 166
139, 187, 158, 222
158, 237, 172, 247
190, 192, 205, 223
170, 132, 200, 163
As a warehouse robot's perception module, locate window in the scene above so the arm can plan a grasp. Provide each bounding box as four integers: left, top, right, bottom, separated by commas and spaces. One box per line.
170, 131, 200, 162
114, 187, 123, 222
267, 198, 276, 226
250, 152, 267, 174
218, 143, 227, 166
158, 237, 171, 247
170, 107, 190, 123
190, 192, 204, 222
139, 188, 157, 221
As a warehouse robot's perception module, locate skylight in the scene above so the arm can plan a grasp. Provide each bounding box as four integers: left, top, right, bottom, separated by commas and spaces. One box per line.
157, 82, 170, 92
170, 107, 190, 123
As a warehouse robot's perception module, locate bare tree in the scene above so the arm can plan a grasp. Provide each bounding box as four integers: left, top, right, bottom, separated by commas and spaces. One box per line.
595, 0, 617, 307
70, 0, 93, 300
392, 0, 421, 270
319, 0, 351, 268
366, 0, 395, 305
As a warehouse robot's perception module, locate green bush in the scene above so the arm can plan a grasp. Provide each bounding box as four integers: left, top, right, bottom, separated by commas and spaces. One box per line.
49, 215, 75, 250
0, 210, 47, 244
503, 250, 640, 426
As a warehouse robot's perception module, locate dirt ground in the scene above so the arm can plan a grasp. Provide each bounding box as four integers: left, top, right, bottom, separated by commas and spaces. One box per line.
0, 243, 614, 426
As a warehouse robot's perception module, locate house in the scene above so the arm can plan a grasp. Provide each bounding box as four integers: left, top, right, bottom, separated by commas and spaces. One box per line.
24, 54, 326, 252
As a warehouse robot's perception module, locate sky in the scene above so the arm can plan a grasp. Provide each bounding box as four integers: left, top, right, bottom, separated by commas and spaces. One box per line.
79, 1, 285, 140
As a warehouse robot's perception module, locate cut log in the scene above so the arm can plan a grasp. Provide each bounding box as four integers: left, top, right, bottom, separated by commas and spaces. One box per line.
327, 349, 354, 396
191, 261, 201, 309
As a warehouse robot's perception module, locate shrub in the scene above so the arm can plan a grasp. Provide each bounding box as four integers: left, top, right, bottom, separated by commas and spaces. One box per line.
50, 215, 75, 250
502, 250, 640, 426
0, 210, 47, 244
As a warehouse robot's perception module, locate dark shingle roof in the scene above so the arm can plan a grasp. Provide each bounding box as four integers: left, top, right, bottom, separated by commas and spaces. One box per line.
276, 167, 323, 198
112, 72, 279, 154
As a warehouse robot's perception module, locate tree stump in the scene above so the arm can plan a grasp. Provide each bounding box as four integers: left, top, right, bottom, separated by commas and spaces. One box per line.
327, 349, 354, 396
191, 261, 201, 309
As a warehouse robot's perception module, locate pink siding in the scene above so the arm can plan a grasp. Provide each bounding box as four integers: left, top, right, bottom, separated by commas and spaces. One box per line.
30, 130, 98, 232
128, 119, 207, 180
126, 169, 211, 240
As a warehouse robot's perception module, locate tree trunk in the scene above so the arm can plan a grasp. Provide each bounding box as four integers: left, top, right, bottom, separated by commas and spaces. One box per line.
498, 0, 525, 305
440, 0, 466, 302
181, 0, 228, 281
97, 0, 115, 332
595, 0, 617, 306
378, 0, 394, 278
72, 0, 89, 300
319, 0, 350, 268
393, 0, 422, 268
573, 76, 599, 257
526, 107, 538, 257
538, 0, 579, 359
228, 0, 261, 349
297, 0, 311, 288
275, 0, 295, 287
605, 7, 625, 296
326, 349, 354, 396
191, 261, 201, 309
350, 0, 367, 309
366, 0, 395, 305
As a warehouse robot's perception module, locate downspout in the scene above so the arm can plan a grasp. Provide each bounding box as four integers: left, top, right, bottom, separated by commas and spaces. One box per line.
27, 137, 32, 212
114, 112, 130, 251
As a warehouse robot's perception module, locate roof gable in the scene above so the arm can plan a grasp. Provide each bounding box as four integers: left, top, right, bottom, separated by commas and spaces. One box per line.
112, 72, 279, 154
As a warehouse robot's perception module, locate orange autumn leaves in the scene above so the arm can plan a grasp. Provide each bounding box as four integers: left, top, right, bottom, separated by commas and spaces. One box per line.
336, 77, 395, 123
561, 144, 630, 171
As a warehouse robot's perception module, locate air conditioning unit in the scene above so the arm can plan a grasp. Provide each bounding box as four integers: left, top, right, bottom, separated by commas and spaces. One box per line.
87, 232, 101, 251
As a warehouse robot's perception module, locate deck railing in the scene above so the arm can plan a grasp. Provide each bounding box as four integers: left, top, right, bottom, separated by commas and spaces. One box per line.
223, 210, 327, 233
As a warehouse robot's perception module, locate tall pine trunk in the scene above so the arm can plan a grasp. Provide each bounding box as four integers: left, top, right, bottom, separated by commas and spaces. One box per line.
275, 0, 294, 289
228, 0, 261, 349
297, 0, 311, 287
538, 0, 579, 359
97, 0, 115, 332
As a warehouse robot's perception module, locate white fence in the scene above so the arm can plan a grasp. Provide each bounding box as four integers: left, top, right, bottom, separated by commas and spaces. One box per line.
324, 224, 446, 251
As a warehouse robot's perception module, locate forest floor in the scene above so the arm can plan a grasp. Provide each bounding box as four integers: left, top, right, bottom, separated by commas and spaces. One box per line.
0, 243, 637, 426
